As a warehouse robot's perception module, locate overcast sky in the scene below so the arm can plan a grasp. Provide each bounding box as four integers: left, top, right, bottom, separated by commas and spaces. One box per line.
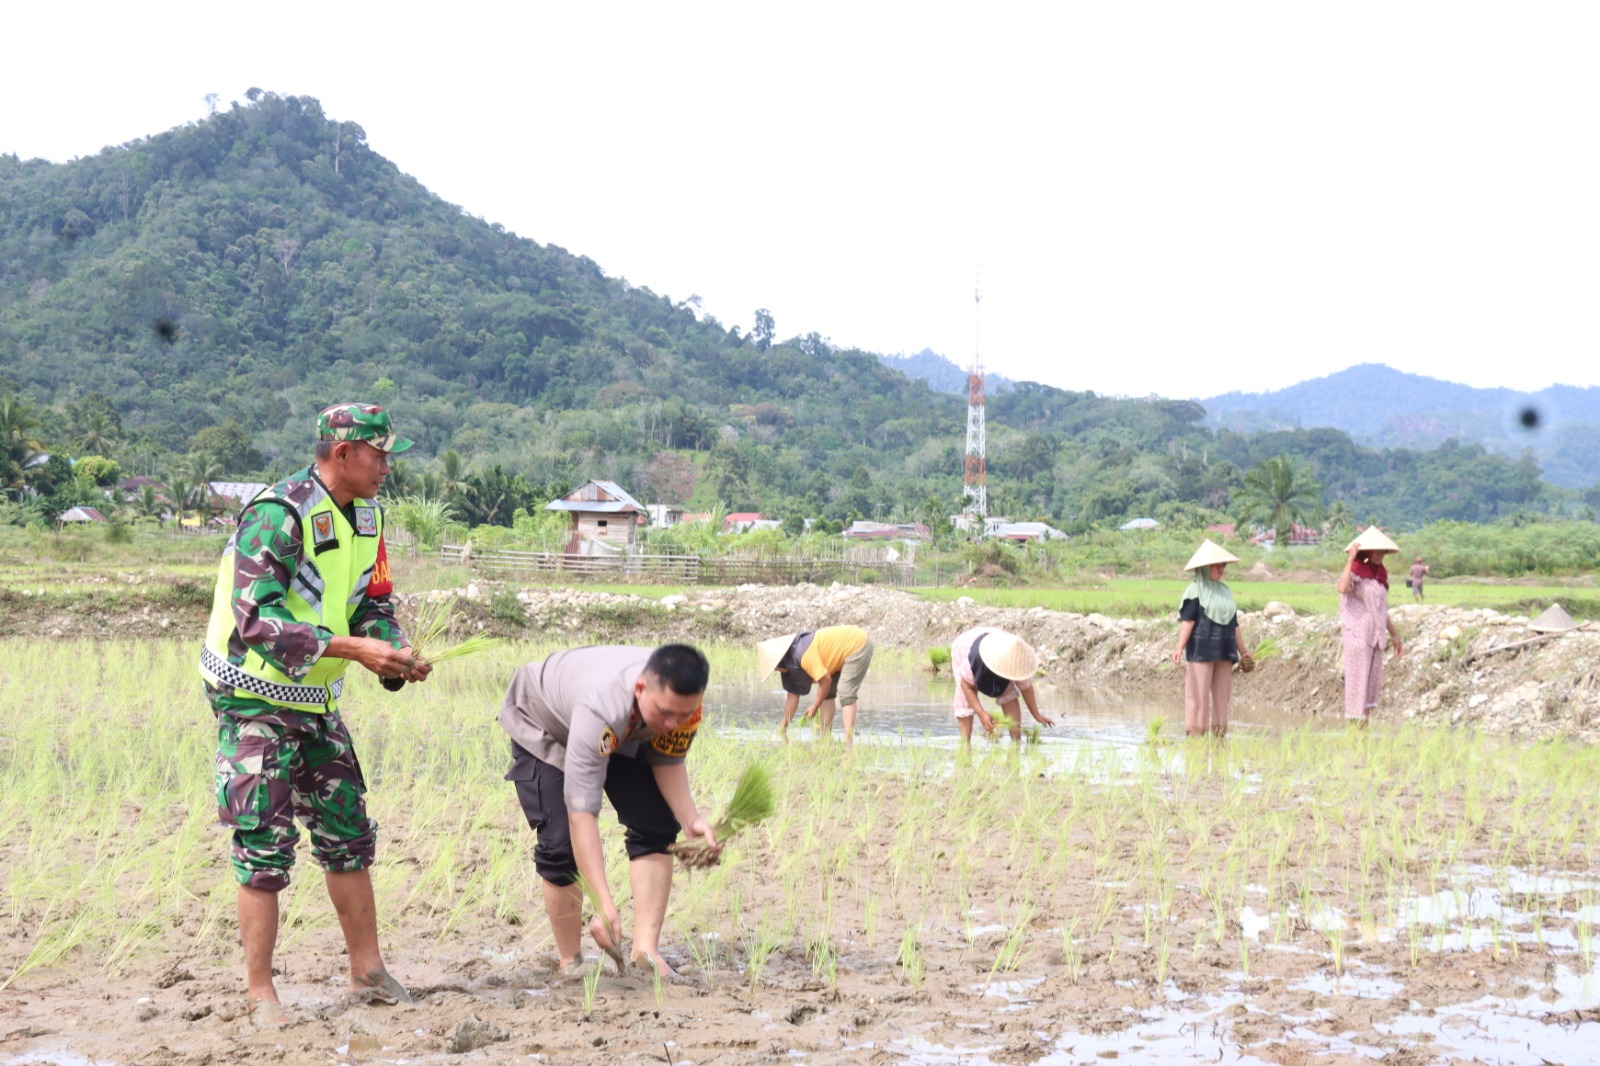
5, 3, 1597, 398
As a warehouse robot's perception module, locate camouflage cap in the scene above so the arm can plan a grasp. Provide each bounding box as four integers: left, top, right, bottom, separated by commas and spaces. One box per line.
316, 403, 413, 453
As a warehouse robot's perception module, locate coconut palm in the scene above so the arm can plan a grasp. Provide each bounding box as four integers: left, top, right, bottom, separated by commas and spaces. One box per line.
165, 474, 196, 526
439, 449, 470, 503
185, 454, 223, 522
1325, 500, 1353, 536
77, 409, 122, 457
0, 394, 46, 496
1234, 454, 1322, 548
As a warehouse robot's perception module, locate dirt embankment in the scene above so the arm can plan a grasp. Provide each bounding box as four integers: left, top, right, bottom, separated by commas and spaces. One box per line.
6, 576, 1597, 741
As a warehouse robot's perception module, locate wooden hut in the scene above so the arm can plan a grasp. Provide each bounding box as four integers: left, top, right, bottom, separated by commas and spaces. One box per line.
544, 480, 645, 553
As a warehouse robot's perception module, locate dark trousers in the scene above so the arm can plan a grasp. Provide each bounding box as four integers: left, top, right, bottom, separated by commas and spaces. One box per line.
506, 742, 680, 884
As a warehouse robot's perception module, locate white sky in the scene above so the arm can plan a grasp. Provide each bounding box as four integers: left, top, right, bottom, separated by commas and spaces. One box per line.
4, 2, 1598, 398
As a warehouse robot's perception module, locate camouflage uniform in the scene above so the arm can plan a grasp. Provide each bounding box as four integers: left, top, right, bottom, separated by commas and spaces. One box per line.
208, 405, 411, 892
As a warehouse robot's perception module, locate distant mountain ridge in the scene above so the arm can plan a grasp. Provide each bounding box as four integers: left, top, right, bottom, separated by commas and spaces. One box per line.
1201, 364, 1600, 489
876, 348, 1015, 396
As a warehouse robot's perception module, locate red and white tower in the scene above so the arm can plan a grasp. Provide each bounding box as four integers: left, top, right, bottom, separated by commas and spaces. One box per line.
963, 283, 988, 523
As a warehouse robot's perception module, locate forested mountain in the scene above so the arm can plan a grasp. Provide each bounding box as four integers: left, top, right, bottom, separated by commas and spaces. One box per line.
876, 349, 1015, 396
1202, 364, 1600, 489
0, 94, 1589, 531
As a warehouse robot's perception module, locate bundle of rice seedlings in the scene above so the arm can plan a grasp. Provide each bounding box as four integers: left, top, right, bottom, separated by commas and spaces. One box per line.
670, 762, 776, 869
1252, 637, 1282, 661
988, 712, 1019, 735
403, 595, 501, 666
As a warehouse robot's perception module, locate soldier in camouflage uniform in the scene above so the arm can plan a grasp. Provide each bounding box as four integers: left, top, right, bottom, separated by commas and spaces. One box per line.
200, 403, 431, 1027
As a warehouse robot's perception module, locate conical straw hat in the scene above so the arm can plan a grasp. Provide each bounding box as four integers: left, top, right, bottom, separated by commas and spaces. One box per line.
1183, 539, 1240, 572
1345, 526, 1400, 555
977, 631, 1039, 681
756, 635, 797, 679
1529, 603, 1578, 634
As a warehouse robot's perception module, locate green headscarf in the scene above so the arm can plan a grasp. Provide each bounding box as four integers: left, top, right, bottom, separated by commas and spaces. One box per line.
1180, 568, 1237, 626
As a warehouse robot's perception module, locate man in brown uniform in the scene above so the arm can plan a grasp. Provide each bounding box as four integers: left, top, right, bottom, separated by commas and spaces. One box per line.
498, 644, 720, 977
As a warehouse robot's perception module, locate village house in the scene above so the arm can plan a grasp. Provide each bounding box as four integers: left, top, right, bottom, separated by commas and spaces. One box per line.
545, 479, 646, 553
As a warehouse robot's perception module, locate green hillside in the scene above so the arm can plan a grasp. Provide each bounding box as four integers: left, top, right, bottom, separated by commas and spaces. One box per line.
0, 93, 1585, 531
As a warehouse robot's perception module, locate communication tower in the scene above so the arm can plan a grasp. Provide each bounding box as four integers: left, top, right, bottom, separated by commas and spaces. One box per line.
963, 283, 988, 523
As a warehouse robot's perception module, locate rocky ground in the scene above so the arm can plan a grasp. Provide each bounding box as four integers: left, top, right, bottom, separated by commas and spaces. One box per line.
5, 574, 1596, 741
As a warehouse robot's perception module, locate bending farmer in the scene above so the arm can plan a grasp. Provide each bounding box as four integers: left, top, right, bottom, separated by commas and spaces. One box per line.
950, 627, 1053, 746
498, 644, 720, 978
198, 403, 430, 1027
757, 626, 875, 743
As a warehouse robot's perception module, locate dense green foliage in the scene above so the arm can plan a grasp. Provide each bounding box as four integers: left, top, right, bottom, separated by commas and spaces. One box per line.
0, 93, 1593, 535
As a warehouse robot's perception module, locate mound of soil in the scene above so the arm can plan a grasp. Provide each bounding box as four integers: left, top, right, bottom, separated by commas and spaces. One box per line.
6, 575, 1595, 741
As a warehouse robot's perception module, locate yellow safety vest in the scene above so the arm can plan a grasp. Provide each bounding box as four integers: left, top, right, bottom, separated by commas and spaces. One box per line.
198, 478, 383, 712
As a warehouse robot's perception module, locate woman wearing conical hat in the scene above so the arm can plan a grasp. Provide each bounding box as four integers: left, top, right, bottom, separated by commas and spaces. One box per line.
950, 627, 1055, 748
1336, 526, 1405, 726
1172, 539, 1251, 737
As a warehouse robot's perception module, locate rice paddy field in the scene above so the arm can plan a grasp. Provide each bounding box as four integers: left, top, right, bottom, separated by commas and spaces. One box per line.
3, 637, 1599, 1065
913, 580, 1600, 622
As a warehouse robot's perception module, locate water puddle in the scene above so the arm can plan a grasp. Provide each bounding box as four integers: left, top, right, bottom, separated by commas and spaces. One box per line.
708, 668, 1310, 745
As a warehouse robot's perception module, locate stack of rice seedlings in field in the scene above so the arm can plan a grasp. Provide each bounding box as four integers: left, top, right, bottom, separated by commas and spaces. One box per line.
670, 762, 776, 869
406, 594, 501, 665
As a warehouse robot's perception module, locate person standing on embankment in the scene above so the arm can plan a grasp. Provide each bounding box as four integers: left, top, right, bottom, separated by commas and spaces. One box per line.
1337, 526, 1405, 726
498, 644, 721, 978
758, 625, 875, 743
197, 403, 430, 1027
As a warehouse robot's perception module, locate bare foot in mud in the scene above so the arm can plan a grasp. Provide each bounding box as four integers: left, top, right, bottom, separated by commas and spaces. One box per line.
588, 915, 628, 974
351, 966, 414, 1005
631, 951, 695, 985
246, 997, 292, 1028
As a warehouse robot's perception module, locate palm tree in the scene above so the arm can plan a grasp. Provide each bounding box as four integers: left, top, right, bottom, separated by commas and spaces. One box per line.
1234, 454, 1322, 548
166, 474, 196, 526
186, 454, 223, 523
77, 409, 122, 457
0, 394, 46, 496
440, 450, 468, 502
137, 484, 166, 523
1325, 500, 1353, 537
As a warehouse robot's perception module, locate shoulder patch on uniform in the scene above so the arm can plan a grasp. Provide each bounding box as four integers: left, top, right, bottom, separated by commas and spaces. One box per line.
649, 706, 702, 758
599, 726, 618, 757
354, 506, 378, 536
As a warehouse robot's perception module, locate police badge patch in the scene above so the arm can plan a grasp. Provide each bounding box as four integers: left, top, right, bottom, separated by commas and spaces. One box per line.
354, 507, 378, 536
598, 726, 618, 757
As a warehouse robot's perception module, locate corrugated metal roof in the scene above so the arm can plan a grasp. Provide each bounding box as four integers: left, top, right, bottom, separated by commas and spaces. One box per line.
547, 479, 644, 513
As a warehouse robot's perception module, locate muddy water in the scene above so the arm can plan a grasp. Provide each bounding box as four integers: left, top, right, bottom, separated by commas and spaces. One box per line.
707, 664, 1315, 745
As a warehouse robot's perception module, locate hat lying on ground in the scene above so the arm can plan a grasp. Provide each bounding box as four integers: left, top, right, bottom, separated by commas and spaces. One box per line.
756, 635, 798, 679
1346, 526, 1400, 555
977, 631, 1039, 681
1529, 604, 1578, 634
1184, 539, 1240, 572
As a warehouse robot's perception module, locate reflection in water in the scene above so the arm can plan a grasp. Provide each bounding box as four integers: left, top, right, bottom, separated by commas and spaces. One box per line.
706, 663, 1317, 745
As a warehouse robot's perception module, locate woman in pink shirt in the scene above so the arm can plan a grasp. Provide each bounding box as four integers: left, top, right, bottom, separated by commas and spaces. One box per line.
950, 627, 1054, 747
1336, 527, 1405, 725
